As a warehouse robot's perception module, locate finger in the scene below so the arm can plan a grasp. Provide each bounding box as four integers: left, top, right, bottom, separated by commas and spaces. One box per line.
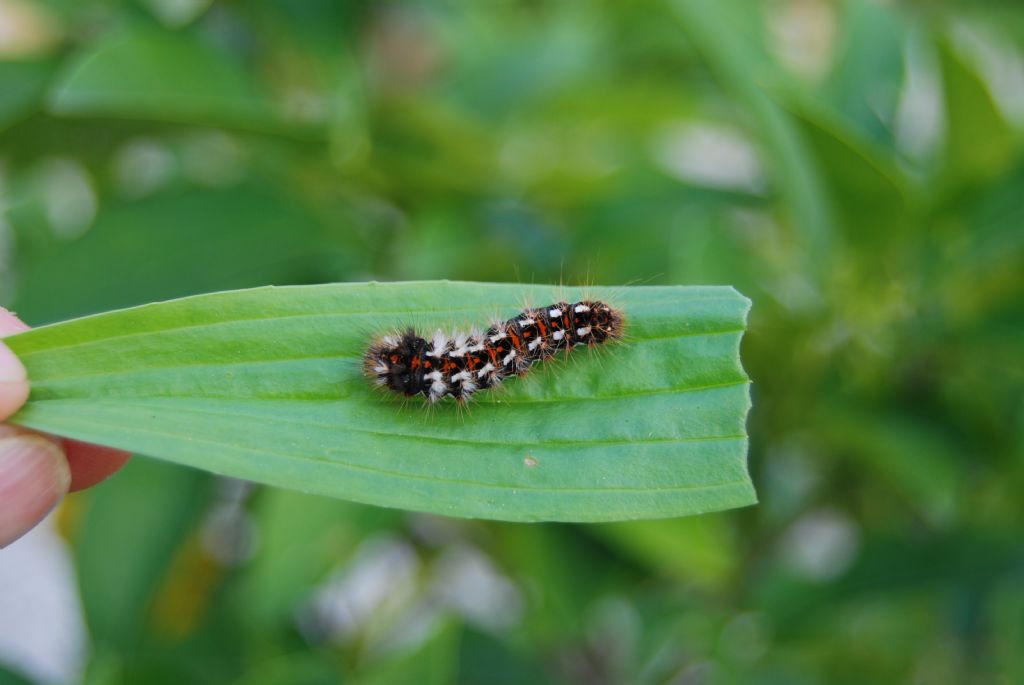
0, 307, 30, 335
0, 306, 132, 490
64, 439, 132, 492
0, 426, 71, 548
0, 307, 31, 421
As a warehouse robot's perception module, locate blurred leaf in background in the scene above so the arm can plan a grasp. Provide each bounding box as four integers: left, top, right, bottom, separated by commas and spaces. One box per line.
0, 0, 1022, 683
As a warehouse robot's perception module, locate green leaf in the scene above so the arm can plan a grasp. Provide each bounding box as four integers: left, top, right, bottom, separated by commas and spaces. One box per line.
75, 458, 213, 649
11, 185, 353, 324
824, 0, 906, 147
0, 59, 58, 132
814, 401, 962, 523
5, 281, 754, 522
595, 514, 739, 591
785, 100, 910, 231
47, 25, 284, 132
234, 490, 397, 633
353, 620, 460, 685
0, 665, 35, 685
938, 39, 1015, 185
491, 524, 607, 640
232, 651, 342, 685
671, 0, 834, 273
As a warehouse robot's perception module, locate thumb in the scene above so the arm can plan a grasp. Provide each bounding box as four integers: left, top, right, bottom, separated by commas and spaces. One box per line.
0, 428, 71, 547
0, 308, 70, 547
0, 336, 29, 421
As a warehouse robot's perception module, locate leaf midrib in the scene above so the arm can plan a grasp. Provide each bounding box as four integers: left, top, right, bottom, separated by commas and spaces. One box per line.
29, 377, 749, 407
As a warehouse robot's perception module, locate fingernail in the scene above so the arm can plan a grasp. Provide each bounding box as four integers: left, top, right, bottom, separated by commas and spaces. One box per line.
0, 435, 71, 548
0, 340, 30, 421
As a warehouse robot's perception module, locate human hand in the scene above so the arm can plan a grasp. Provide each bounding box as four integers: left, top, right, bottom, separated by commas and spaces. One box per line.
0, 307, 131, 547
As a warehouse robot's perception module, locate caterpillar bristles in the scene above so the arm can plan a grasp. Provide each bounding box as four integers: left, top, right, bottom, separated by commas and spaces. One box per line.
364, 300, 624, 405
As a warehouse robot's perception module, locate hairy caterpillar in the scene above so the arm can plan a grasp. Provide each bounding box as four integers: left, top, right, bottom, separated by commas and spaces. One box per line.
364, 300, 624, 403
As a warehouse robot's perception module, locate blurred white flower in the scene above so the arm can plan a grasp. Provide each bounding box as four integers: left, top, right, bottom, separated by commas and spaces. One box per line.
34, 158, 97, 240
651, 122, 764, 193
781, 507, 859, 581
113, 139, 177, 199
139, 0, 212, 29
428, 544, 523, 632
0, 516, 88, 685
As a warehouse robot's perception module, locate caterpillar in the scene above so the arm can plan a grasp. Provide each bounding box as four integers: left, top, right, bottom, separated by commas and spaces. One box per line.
364, 300, 624, 403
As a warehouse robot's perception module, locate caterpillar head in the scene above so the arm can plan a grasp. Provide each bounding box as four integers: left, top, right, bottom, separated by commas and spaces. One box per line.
575, 300, 624, 343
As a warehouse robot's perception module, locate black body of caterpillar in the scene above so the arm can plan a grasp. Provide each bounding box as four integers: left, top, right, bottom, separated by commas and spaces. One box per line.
364, 300, 624, 403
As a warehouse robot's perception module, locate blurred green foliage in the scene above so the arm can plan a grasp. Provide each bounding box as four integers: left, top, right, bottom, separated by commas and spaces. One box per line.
1, 0, 1022, 683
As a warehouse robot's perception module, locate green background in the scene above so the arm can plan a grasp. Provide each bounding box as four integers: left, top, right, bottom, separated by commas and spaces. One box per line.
1, 0, 1022, 683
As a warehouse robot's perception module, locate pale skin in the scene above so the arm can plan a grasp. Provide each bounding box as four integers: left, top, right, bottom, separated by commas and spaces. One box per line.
0, 307, 131, 547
